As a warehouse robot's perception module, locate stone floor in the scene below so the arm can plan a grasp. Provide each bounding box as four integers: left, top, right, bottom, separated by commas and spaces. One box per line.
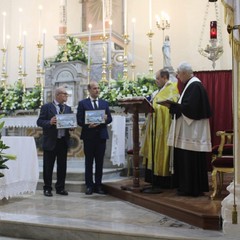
0, 190, 238, 240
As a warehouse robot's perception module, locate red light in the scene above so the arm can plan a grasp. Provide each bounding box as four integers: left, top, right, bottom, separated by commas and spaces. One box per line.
210, 21, 217, 39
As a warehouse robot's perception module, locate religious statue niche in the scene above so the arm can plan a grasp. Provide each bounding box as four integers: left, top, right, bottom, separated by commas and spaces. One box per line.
44, 61, 87, 109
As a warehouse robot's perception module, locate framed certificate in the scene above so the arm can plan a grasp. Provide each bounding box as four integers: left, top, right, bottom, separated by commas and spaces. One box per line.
85, 110, 105, 124
56, 113, 77, 129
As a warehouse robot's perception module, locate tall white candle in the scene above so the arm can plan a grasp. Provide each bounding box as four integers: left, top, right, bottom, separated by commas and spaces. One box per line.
124, 0, 127, 34
38, 5, 43, 42
108, 20, 112, 65
132, 18, 135, 63
102, 0, 105, 37
2, 12, 6, 48
23, 32, 27, 73
88, 24, 92, 68
149, 0, 152, 30
18, 8, 23, 45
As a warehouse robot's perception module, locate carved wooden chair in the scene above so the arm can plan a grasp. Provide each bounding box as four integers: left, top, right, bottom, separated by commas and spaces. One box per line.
210, 130, 234, 200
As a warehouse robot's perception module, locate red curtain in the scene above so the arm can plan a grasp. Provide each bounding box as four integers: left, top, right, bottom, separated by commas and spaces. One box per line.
177, 70, 233, 146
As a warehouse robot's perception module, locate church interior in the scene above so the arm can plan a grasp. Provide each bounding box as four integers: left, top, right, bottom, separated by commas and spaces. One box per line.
0, 0, 240, 239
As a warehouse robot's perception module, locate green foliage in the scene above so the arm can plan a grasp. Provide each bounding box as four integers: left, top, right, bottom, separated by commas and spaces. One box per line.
0, 82, 41, 113
45, 36, 88, 66
0, 115, 16, 178
99, 74, 158, 106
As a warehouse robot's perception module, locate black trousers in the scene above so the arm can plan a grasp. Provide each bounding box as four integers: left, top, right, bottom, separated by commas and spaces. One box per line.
43, 138, 68, 191
83, 138, 106, 188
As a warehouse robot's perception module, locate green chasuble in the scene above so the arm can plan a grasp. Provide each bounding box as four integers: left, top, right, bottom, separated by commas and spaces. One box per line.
140, 81, 179, 176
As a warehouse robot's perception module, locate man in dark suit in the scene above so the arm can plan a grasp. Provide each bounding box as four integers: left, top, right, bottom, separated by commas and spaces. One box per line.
77, 81, 112, 195
37, 86, 72, 197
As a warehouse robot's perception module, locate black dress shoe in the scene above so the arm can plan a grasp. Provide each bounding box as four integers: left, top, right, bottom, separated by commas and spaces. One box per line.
56, 189, 68, 195
94, 186, 107, 195
85, 187, 93, 195
44, 190, 53, 197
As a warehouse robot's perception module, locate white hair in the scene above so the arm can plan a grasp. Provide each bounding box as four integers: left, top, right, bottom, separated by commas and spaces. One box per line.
177, 62, 193, 74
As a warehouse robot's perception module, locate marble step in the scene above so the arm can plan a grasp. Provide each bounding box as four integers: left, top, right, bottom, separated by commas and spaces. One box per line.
37, 158, 125, 192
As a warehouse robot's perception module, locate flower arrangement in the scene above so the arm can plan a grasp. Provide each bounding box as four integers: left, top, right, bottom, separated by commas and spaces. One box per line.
99, 74, 157, 106
45, 36, 88, 67
0, 82, 41, 113
0, 115, 16, 178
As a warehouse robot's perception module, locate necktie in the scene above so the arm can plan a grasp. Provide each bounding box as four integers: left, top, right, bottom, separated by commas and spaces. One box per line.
93, 100, 98, 109
59, 104, 64, 113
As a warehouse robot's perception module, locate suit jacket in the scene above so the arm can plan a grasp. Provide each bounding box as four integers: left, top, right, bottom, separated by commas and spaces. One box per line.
37, 102, 72, 151
77, 98, 112, 140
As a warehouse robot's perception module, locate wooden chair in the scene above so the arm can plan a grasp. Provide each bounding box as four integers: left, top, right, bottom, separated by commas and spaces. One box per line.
210, 130, 234, 200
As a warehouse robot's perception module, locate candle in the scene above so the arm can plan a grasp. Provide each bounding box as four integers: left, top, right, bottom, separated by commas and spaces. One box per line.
124, 0, 127, 34
210, 21, 217, 39
42, 30, 46, 70
108, 20, 112, 65
38, 5, 43, 42
23, 32, 26, 73
18, 8, 23, 45
149, 0, 152, 30
102, 0, 105, 37
88, 24, 92, 68
2, 12, 6, 48
131, 18, 135, 63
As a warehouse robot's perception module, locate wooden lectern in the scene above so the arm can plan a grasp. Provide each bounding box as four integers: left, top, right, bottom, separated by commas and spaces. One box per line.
118, 97, 154, 191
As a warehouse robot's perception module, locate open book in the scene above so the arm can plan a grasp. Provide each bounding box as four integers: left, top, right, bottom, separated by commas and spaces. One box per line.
156, 99, 179, 108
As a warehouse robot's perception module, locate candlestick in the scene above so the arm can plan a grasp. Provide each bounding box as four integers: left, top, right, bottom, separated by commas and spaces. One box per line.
131, 18, 135, 63
102, 0, 106, 37
18, 8, 23, 45
149, 0, 152, 30
2, 12, 6, 49
124, 0, 127, 34
38, 5, 43, 42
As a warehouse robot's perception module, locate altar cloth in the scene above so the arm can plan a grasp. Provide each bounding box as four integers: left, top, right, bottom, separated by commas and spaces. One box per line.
0, 136, 39, 199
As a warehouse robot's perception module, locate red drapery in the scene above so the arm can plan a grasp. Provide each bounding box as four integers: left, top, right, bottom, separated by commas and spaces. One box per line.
178, 70, 233, 146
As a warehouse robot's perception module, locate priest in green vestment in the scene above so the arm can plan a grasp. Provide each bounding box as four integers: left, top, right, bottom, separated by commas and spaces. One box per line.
140, 69, 179, 184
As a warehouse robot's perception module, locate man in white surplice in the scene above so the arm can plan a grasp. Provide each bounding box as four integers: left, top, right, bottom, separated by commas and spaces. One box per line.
166, 62, 212, 197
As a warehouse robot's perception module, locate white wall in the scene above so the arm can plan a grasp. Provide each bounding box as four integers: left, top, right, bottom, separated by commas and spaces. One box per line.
0, 0, 232, 88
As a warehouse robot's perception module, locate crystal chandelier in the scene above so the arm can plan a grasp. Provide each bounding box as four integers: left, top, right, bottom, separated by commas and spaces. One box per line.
198, 0, 223, 69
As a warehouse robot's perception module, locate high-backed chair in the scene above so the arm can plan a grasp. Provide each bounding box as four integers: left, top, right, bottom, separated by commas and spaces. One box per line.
210, 130, 234, 200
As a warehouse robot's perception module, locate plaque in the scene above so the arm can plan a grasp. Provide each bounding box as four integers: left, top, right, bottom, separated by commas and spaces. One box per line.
56, 113, 77, 129
85, 110, 105, 124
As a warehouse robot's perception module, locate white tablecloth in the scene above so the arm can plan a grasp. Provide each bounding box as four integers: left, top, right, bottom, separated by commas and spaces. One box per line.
0, 136, 39, 199
1, 116, 38, 128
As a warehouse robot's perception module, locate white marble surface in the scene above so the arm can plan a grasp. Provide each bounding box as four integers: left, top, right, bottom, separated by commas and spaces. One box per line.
0, 191, 238, 240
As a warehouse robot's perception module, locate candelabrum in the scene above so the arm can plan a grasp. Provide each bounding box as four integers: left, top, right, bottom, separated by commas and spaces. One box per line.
36, 41, 44, 106
156, 18, 170, 42
100, 35, 108, 84
146, 31, 154, 75
1, 48, 8, 88
123, 34, 129, 80
17, 44, 24, 85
